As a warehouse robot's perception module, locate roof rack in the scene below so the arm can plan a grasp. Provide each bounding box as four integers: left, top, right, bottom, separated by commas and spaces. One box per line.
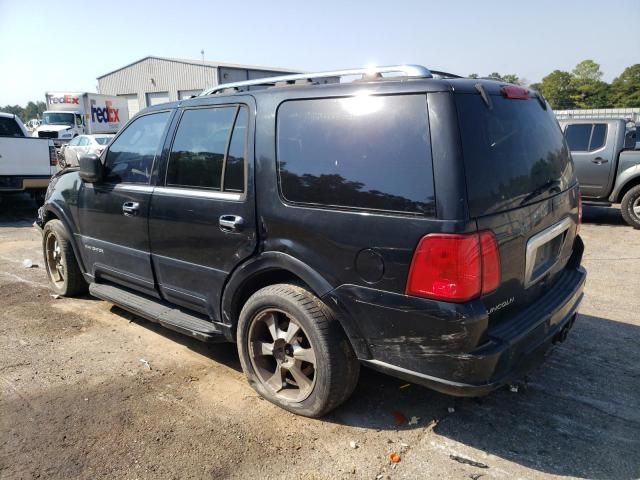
200, 64, 433, 96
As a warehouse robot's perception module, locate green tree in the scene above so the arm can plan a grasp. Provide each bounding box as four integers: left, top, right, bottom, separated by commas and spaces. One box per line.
609, 64, 640, 107
572, 59, 603, 82
1, 105, 25, 118
468, 73, 479, 79
537, 70, 577, 109
570, 60, 610, 108
22, 101, 46, 120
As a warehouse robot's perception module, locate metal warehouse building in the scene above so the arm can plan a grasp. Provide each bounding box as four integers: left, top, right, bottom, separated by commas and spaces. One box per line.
97, 56, 300, 117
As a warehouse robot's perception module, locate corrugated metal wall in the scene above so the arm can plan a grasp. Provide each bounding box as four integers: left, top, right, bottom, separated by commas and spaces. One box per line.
97, 58, 299, 115
97, 58, 218, 111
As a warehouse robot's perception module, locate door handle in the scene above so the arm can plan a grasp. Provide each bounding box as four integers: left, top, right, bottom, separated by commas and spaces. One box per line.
219, 214, 244, 232
122, 201, 140, 216
592, 157, 608, 164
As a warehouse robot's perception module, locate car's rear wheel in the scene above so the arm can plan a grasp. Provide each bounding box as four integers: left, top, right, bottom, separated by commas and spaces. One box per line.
621, 185, 640, 229
43, 219, 87, 296
237, 283, 360, 417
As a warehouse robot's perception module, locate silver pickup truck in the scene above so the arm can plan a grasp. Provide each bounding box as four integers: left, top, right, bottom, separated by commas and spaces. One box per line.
0, 113, 57, 205
560, 119, 640, 228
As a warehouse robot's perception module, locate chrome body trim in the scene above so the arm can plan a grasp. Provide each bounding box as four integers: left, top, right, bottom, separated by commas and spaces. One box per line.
524, 217, 573, 288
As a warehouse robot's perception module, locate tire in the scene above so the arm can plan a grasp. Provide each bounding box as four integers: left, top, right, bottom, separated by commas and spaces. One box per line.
42, 219, 87, 296
620, 185, 640, 229
237, 283, 360, 417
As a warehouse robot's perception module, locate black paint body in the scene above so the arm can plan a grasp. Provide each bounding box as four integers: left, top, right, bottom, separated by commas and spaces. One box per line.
38, 77, 586, 396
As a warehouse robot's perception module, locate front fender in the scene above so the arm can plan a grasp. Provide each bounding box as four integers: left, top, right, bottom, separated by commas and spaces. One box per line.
39, 171, 87, 275
609, 164, 640, 203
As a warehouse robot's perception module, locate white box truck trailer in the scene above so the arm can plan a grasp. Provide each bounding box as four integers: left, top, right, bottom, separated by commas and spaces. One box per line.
33, 92, 129, 147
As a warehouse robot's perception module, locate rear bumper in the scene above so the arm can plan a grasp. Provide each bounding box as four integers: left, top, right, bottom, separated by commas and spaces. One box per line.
328, 241, 586, 397
0, 175, 50, 192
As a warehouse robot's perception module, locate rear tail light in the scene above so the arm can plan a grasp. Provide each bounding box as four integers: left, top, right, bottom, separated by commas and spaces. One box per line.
577, 190, 583, 233
406, 231, 501, 302
49, 146, 58, 166
501, 85, 530, 100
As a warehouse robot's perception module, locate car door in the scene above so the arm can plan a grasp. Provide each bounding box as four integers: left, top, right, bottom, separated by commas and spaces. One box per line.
565, 122, 616, 198
64, 136, 81, 166
148, 99, 256, 319
77, 110, 173, 297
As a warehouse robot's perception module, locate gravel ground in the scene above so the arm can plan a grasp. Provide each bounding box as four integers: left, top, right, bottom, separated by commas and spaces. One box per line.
0, 193, 638, 480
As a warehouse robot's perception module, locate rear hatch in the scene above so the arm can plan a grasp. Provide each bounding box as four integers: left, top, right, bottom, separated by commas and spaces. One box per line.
454, 84, 579, 326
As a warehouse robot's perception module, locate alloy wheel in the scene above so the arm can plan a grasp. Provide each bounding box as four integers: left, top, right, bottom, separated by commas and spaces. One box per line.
45, 232, 65, 286
247, 308, 317, 402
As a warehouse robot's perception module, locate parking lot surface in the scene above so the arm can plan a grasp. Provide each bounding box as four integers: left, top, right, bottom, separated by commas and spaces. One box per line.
0, 194, 638, 479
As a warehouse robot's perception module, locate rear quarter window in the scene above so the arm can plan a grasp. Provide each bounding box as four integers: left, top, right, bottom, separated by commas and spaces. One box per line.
276, 94, 435, 215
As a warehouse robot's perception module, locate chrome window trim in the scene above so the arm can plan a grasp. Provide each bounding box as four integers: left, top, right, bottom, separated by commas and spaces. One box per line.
153, 186, 242, 201
524, 216, 573, 289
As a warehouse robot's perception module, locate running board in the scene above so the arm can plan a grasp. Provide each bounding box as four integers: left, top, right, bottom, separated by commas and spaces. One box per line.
89, 283, 226, 343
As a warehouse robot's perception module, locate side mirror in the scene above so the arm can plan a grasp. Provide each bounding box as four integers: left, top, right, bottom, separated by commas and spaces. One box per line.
79, 154, 103, 183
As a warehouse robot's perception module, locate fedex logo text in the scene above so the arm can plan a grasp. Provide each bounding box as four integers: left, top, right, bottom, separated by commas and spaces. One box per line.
47, 95, 79, 105
91, 100, 120, 123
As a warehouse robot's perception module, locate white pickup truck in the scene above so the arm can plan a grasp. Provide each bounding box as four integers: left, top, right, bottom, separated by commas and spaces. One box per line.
0, 112, 57, 205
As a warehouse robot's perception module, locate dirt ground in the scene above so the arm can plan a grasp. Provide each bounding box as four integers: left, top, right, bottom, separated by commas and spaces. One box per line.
0, 193, 638, 480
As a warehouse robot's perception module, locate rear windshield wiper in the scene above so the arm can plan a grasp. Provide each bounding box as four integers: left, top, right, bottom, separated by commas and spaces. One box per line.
520, 179, 561, 206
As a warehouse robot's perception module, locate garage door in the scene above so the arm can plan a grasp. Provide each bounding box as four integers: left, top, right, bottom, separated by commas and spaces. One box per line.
119, 94, 140, 118
146, 91, 170, 107
178, 89, 202, 100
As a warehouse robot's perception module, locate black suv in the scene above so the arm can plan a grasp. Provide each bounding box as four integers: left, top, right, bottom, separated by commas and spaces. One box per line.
37, 65, 586, 417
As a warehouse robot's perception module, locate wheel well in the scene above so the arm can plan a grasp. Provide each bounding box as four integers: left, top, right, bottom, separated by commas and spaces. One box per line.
227, 269, 312, 338
43, 209, 59, 223
617, 177, 640, 203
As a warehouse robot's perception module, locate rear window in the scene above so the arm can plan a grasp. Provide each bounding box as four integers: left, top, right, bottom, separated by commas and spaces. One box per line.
277, 95, 435, 215
0, 117, 24, 137
456, 94, 574, 217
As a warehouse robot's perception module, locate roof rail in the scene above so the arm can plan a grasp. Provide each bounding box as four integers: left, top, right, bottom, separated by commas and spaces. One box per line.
200, 64, 433, 96
430, 70, 462, 79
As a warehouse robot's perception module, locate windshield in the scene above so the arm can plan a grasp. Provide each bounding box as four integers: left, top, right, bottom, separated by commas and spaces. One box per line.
456, 93, 575, 217
95, 136, 113, 145
43, 112, 75, 126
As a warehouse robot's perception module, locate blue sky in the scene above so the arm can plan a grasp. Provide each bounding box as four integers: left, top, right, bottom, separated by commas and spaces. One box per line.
1, 0, 638, 105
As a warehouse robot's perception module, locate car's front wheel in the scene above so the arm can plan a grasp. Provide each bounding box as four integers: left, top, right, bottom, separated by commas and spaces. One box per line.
621, 185, 640, 229
42, 219, 87, 296
237, 283, 360, 417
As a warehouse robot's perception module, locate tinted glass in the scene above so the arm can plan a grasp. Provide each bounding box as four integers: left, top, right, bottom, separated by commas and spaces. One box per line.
456, 94, 574, 217
105, 111, 170, 184
0, 117, 24, 137
95, 136, 113, 145
166, 107, 236, 190
565, 124, 591, 151
590, 124, 607, 150
224, 107, 247, 192
277, 95, 435, 215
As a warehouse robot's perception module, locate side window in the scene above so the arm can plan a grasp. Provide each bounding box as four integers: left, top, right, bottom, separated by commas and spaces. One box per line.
277, 95, 435, 215
589, 124, 607, 150
68, 136, 80, 146
166, 105, 246, 192
565, 124, 592, 152
78, 137, 89, 146
224, 107, 248, 192
104, 111, 171, 184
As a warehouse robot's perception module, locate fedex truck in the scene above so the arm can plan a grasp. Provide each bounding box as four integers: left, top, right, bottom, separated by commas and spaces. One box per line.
33, 92, 128, 147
